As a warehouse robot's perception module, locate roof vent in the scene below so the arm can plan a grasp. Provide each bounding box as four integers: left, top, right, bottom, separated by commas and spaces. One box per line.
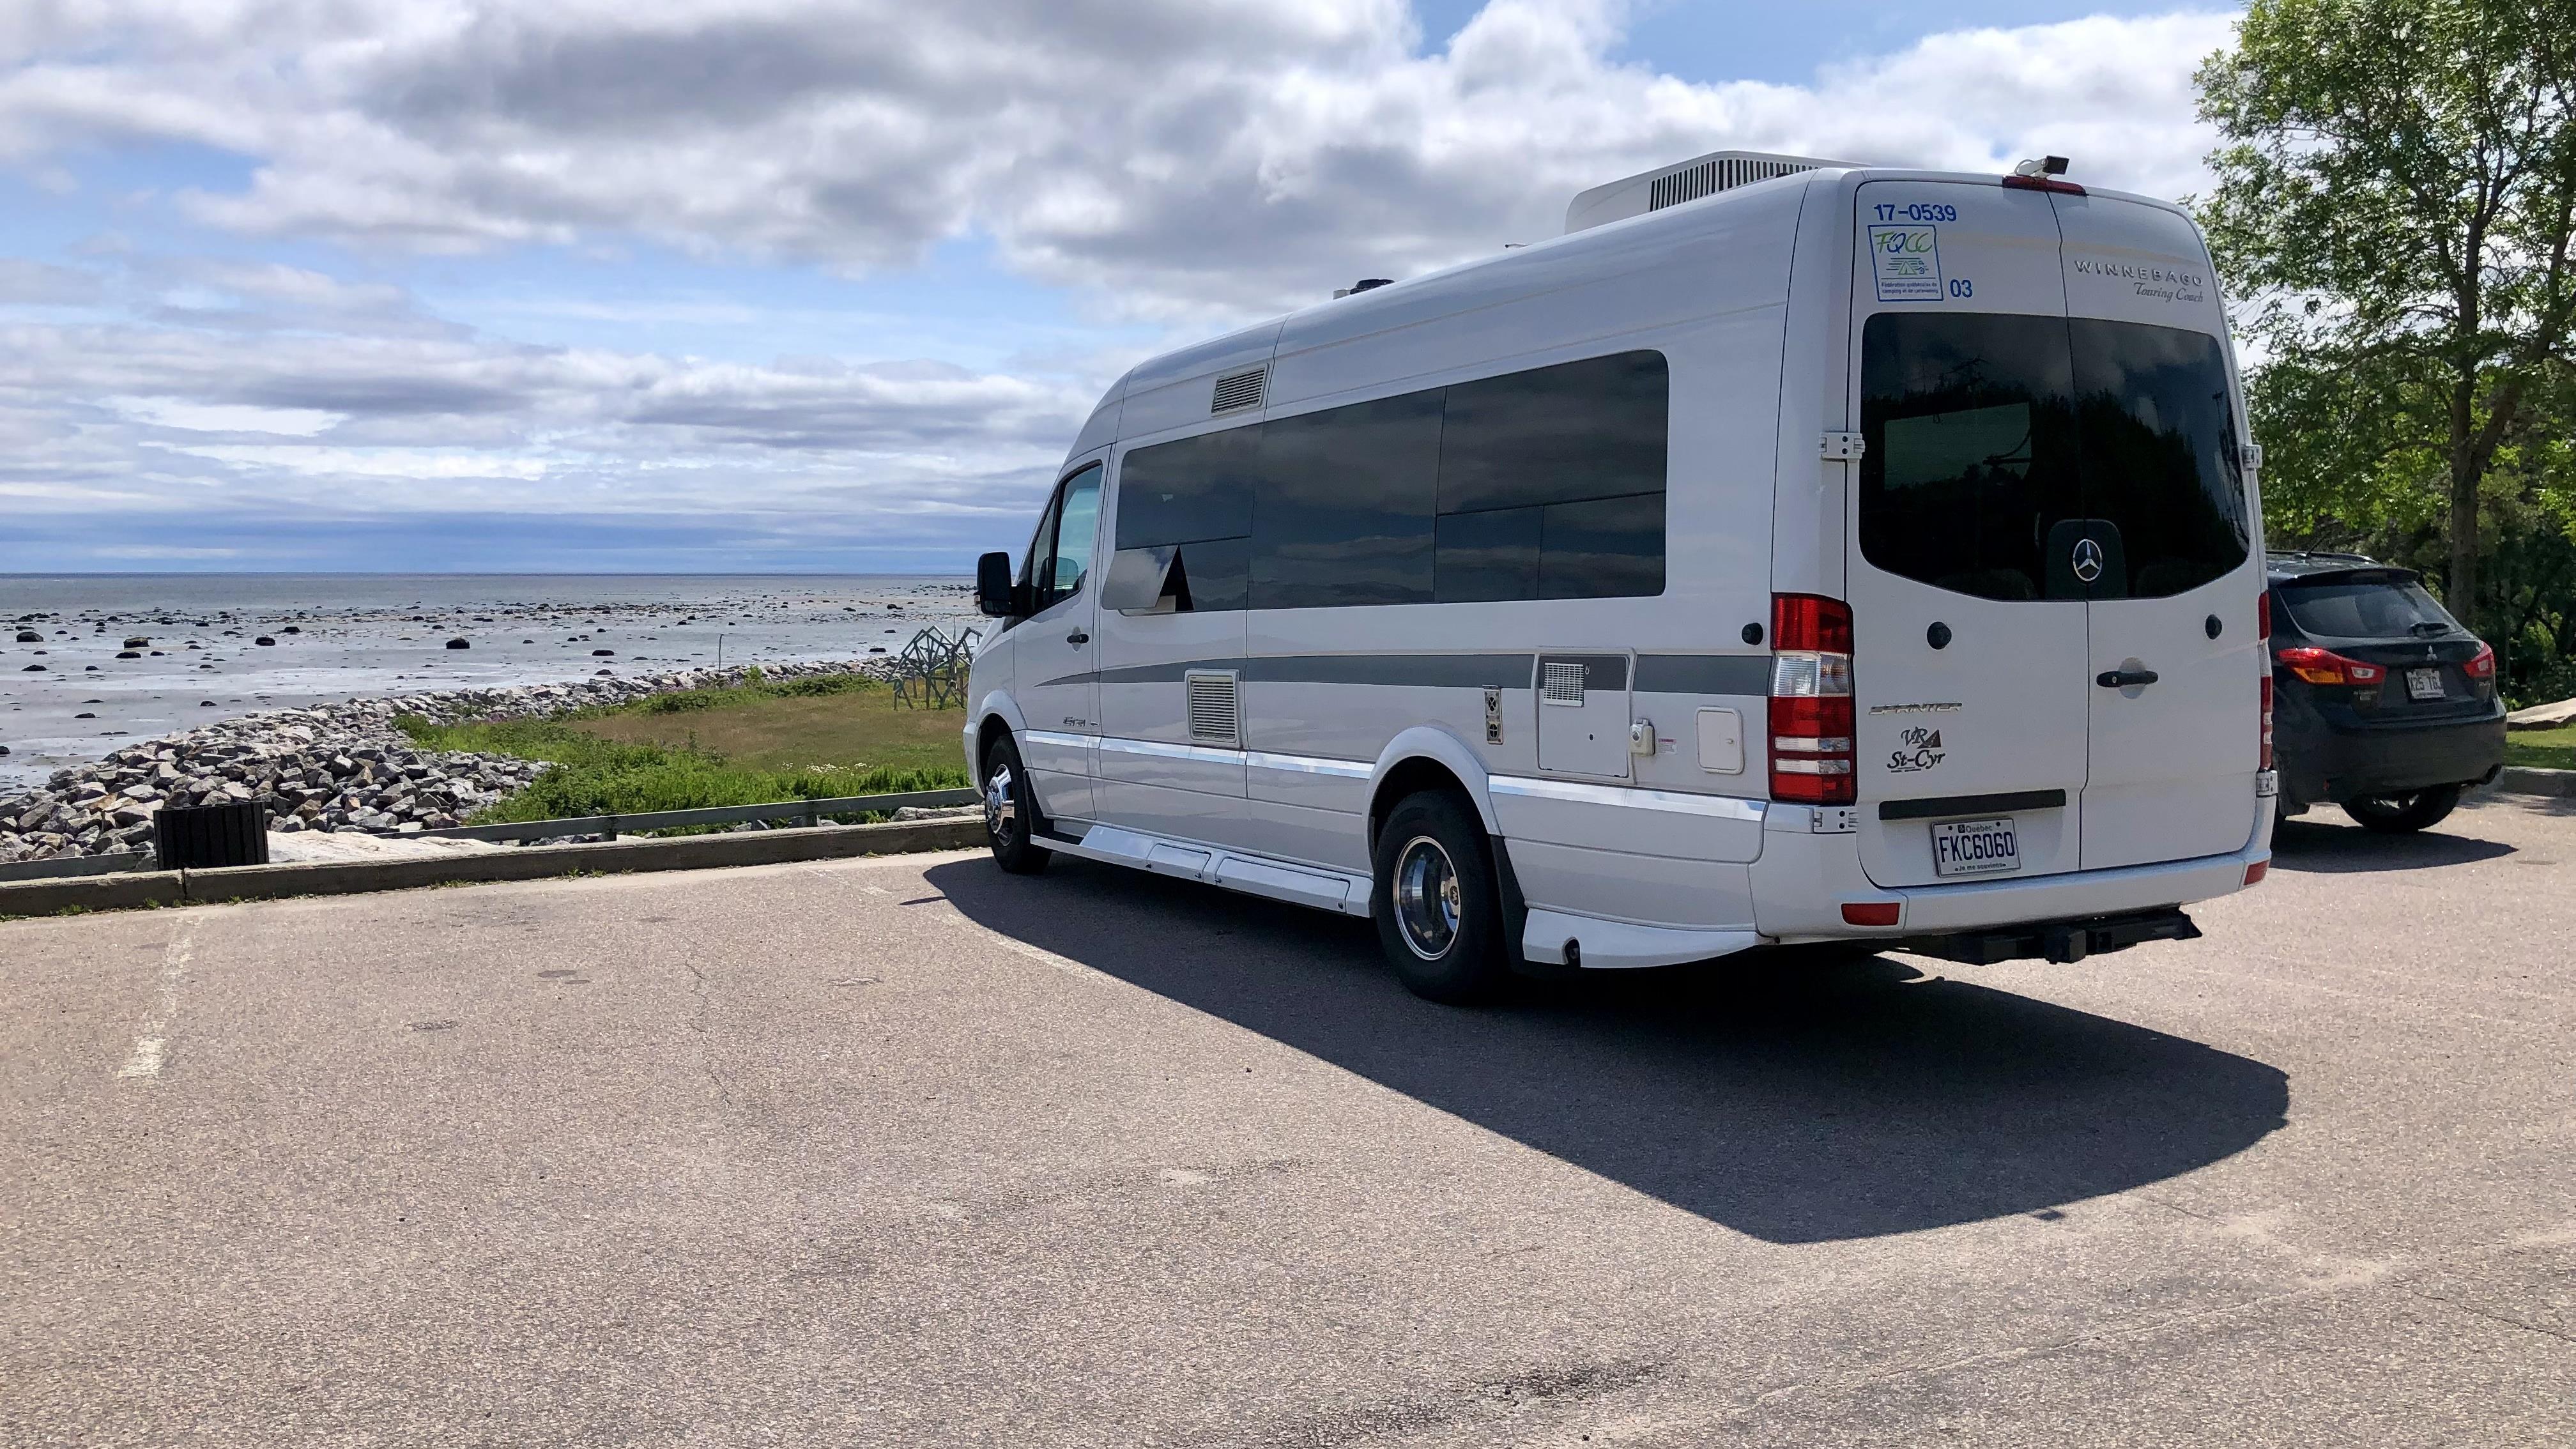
1210, 366, 1266, 415
1565, 149, 1861, 234
1333, 277, 1395, 298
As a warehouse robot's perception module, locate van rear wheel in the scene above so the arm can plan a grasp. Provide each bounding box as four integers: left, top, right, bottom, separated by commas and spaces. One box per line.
2343, 785, 2462, 834
981, 734, 1051, 874
1371, 791, 1510, 1005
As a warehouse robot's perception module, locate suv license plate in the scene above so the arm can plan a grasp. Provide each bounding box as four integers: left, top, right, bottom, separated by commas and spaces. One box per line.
2407, 667, 2444, 701
1931, 817, 2020, 878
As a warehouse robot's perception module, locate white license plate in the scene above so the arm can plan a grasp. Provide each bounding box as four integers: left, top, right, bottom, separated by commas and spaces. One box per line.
1931, 817, 2020, 877
2407, 667, 2445, 701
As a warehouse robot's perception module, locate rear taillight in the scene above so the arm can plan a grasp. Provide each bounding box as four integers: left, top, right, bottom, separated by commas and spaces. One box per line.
1770, 593, 1855, 804
2260, 675, 2274, 770
2276, 645, 2384, 686
2465, 643, 2496, 680
2257, 592, 2271, 640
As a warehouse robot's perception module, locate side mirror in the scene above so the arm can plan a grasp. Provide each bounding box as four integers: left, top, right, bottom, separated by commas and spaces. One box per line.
975, 551, 1018, 618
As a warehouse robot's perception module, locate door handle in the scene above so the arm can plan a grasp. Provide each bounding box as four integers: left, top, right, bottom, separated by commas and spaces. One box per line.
1066, 631, 1089, 646
2096, 668, 2159, 689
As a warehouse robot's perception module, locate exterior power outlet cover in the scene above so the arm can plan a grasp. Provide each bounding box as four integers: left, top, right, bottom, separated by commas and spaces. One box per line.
1809, 805, 1859, 834
1630, 719, 1657, 756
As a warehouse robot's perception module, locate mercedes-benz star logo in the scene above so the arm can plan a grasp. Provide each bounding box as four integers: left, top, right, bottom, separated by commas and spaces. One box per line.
2071, 537, 2105, 584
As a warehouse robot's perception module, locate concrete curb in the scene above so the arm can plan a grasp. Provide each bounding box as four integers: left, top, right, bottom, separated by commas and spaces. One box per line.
2496, 765, 2576, 799
0, 817, 988, 917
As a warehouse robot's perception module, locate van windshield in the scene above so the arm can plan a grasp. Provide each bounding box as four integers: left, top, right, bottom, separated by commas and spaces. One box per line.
1860, 313, 2249, 601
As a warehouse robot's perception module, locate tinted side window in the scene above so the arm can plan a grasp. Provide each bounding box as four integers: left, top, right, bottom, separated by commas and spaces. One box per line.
1438, 351, 1668, 515
1540, 492, 1664, 599
1435, 349, 1667, 602
1250, 391, 1439, 609
1860, 312, 2079, 602
1116, 427, 1256, 549
2068, 319, 2249, 598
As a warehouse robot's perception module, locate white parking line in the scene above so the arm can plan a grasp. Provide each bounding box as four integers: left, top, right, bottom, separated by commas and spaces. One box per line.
117, 924, 197, 1082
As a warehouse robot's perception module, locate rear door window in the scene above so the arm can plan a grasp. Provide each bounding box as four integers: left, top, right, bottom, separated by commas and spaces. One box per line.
2067, 319, 2250, 597
1859, 312, 2078, 602
1860, 314, 2249, 601
2280, 576, 2457, 638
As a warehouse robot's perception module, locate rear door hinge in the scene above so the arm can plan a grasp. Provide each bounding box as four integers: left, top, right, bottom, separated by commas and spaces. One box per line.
1820, 432, 1866, 461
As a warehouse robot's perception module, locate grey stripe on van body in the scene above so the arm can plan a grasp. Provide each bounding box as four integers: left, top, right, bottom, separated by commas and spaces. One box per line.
1038, 652, 1538, 691
1047, 652, 1765, 694
1633, 654, 1771, 696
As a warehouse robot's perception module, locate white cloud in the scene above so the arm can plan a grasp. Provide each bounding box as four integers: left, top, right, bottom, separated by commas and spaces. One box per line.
3, 2, 2236, 314
0, 1, 2242, 564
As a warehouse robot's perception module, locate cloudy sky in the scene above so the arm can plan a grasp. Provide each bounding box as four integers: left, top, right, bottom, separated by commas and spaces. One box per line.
0, 0, 2237, 574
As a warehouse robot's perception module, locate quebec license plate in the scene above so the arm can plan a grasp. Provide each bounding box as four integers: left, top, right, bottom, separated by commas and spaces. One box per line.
1931, 817, 2020, 878
2407, 666, 2445, 701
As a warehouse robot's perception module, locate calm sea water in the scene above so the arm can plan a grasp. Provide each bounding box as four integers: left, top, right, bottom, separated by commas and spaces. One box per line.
0, 575, 980, 789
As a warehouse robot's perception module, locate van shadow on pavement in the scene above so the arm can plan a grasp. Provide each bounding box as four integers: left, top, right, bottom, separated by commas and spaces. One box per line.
926, 857, 2288, 1246
2269, 813, 2515, 873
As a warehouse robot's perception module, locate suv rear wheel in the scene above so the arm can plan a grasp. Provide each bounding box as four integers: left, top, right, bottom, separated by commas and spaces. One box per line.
1370, 791, 1510, 1004
2343, 784, 2462, 834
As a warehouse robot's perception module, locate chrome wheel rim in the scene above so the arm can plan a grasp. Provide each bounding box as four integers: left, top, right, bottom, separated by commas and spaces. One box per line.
985, 763, 1018, 841
1393, 835, 1461, 961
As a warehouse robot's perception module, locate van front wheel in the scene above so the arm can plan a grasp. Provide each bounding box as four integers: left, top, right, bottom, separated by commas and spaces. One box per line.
981, 734, 1051, 875
1371, 792, 1509, 1004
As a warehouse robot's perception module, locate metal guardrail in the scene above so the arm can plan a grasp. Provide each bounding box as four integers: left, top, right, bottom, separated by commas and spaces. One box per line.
0, 849, 156, 883
411, 788, 982, 842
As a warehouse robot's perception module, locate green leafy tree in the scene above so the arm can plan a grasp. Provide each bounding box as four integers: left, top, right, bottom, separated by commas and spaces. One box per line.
2196, 0, 2576, 632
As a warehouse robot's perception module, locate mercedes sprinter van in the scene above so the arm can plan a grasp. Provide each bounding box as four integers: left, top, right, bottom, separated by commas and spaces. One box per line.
962, 151, 2275, 1002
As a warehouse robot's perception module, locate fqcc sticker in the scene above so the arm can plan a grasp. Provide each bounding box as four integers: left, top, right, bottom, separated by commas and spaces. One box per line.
1869, 224, 1943, 302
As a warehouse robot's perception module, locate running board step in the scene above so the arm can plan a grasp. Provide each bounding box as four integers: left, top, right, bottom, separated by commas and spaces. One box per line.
1039, 824, 1371, 917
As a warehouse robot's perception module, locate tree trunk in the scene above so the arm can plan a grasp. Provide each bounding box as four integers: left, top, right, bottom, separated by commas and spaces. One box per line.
2446, 454, 2481, 632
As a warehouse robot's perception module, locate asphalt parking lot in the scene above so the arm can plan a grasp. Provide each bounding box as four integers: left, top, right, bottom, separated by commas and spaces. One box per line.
5, 794, 2572, 1447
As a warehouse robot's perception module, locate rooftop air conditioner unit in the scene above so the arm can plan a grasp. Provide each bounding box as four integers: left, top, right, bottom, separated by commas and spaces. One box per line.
1565, 149, 1861, 234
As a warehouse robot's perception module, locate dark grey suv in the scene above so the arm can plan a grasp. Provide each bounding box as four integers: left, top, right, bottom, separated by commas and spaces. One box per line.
2268, 552, 2506, 832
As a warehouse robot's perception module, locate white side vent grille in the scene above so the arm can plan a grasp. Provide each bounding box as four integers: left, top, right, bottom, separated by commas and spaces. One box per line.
1542, 661, 1586, 706
1210, 367, 1267, 415
1185, 670, 1241, 744
1648, 155, 1820, 211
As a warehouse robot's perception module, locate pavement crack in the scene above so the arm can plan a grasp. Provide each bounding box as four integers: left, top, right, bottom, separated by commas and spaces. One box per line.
681, 960, 735, 1107
2403, 1286, 2576, 1347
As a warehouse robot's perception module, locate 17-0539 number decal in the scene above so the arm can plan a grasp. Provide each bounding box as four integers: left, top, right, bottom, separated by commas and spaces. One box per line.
1875, 202, 1957, 222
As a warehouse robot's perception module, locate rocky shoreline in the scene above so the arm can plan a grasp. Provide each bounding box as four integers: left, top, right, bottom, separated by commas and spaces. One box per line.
0, 660, 896, 865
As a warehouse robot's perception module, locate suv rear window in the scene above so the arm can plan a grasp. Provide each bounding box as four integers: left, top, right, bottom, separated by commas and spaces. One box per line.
1860, 313, 2250, 601
2278, 575, 2457, 639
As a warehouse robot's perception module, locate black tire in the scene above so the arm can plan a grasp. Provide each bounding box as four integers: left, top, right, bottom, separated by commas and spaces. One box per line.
2343, 784, 2462, 834
1370, 791, 1510, 1005
981, 733, 1051, 874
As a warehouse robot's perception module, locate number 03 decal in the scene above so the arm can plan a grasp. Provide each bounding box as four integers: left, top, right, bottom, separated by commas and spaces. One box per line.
1948, 278, 1975, 298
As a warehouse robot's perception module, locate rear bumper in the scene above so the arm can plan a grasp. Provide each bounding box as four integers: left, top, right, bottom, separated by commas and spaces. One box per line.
1754, 802, 2266, 942
2279, 707, 2505, 804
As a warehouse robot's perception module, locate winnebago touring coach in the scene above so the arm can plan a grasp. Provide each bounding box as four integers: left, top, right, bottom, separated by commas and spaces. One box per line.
964, 151, 2275, 1003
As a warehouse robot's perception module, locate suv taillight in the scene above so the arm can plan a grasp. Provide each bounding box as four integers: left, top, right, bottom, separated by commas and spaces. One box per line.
2465, 643, 2496, 681
2276, 645, 2384, 686
1770, 594, 1855, 804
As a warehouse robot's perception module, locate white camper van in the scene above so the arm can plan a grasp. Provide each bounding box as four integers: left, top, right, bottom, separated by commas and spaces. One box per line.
963, 151, 2276, 1003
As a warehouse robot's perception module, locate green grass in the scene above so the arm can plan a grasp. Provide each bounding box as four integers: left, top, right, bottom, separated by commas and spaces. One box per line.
395, 670, 970, 824
2505, 722, 2576, 771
